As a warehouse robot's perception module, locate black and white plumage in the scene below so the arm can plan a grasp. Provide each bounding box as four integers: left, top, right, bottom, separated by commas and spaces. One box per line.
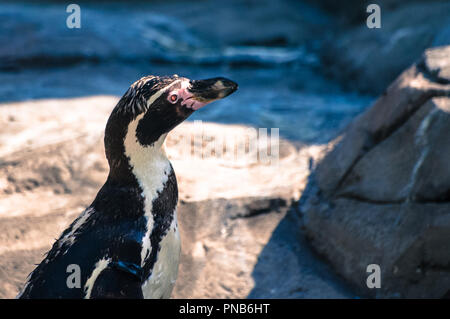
18, 75, 237, 299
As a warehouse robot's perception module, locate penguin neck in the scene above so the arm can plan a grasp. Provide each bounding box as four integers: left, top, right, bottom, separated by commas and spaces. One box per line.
125, 133, 170, 186
107, 112, 171, 188
107, 139, 170, 186
123, 111, 172, 199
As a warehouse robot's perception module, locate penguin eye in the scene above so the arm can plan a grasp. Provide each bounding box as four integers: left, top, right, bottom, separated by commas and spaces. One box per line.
169, 93, 178, 103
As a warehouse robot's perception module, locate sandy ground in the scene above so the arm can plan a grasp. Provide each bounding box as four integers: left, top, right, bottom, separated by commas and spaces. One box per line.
0, 96, 351, 298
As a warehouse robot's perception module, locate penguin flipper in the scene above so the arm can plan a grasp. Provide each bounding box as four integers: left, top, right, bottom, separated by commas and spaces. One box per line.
89, 262, 144, 299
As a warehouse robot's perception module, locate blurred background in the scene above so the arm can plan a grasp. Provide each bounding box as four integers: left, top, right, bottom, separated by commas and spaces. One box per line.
1, 0, 449, 142
0, 0, 449, 299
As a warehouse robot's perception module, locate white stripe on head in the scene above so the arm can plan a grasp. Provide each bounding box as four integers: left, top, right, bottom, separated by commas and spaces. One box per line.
146, 79, 182, 109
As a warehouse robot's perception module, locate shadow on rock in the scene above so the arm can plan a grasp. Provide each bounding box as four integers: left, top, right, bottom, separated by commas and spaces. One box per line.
248, 208, 355, 298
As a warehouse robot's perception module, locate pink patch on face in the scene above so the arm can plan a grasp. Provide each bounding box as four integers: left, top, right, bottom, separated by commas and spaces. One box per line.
167, 83, 208, 111
184, 98, 207, 111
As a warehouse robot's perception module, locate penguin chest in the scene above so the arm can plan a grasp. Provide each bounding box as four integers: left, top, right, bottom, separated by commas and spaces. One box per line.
141, 217, 181, 299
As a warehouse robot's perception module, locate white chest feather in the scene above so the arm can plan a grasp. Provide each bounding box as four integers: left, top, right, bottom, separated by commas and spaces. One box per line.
124, 112, 181, 298
124, 113, 169, 264
141, 210, 181, 299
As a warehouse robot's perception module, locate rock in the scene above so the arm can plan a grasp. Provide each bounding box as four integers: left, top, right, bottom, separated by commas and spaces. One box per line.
320, 1, 450, 94
0, 95, 351, 298
300, 46, 450, 298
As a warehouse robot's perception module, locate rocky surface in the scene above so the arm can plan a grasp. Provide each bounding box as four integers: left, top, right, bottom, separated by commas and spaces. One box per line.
300, 46, 450, 298
0, 96, 353, 298
320, 1, 450, 94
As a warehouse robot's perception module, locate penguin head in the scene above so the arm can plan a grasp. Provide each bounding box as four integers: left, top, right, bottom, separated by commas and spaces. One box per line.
104, 75, 237, 180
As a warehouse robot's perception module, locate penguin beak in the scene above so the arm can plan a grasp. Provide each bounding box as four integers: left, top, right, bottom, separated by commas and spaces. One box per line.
182, 77, 238, 111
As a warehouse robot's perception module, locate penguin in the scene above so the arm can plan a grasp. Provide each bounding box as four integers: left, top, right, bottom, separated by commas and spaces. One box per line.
17, 75, 238, 299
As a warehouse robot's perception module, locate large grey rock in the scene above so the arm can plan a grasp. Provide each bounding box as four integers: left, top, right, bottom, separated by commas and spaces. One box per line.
320, 1, 450, 94
300, 46, 450, 298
